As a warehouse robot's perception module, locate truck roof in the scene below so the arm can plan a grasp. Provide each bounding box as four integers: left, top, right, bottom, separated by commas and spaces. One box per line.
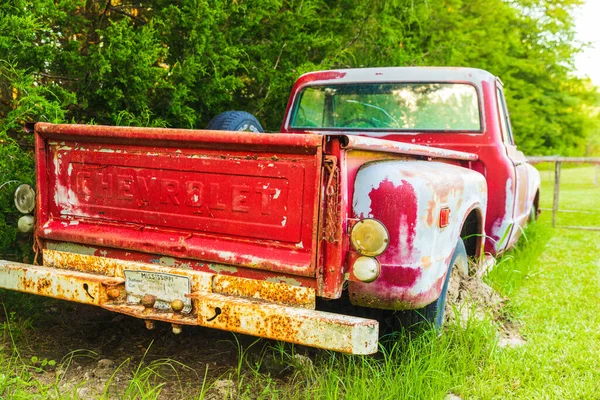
296, 67, 497, 88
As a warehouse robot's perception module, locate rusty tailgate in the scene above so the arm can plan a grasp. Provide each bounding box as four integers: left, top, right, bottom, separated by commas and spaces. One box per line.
35, 123, 325, 277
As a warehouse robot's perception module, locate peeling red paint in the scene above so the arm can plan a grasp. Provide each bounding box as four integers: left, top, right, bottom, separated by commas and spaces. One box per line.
35, 124, 325, 279
381, 265, 421, 288
0, 67, 542, 352
367, 178, 417, 262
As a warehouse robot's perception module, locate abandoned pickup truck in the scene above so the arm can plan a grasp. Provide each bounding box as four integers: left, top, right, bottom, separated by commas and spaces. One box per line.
1, 67, 540, 354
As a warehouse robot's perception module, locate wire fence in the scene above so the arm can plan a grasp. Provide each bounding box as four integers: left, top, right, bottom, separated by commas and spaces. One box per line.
528, 156, 600, 231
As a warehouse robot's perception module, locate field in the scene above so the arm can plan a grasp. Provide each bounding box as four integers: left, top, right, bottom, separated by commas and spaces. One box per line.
1, 165, 599, 399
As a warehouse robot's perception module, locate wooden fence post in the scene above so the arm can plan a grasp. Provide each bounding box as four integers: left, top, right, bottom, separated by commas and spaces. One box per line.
552, 161, 561, 227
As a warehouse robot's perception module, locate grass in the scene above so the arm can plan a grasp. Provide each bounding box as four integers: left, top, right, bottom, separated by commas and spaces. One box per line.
537, 163, 600, 227
1, 165, 600, 399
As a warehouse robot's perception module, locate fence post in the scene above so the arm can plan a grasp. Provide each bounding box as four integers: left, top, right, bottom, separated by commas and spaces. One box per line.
595, 164, 598, 186
552, 161, 561, 227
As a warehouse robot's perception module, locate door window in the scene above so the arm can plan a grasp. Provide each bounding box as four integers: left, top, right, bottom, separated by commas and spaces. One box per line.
496, 87, 514, 145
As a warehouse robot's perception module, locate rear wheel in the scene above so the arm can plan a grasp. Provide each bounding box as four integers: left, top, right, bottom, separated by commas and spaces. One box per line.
379, 239, 468, 333
528, 203, 538, 223
207, 111, 264, 132
423, 239, 468, 327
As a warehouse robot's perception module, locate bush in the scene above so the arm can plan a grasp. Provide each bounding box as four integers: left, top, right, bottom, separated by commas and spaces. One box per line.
0, 0, 596, 256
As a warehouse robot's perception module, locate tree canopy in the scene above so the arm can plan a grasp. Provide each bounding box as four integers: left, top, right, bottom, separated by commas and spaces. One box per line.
0, 0, 598, 258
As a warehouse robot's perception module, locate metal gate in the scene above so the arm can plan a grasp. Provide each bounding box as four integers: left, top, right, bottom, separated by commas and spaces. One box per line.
528, 156, 600, 231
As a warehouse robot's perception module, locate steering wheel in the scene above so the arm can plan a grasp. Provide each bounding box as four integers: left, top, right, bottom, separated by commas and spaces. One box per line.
342, 118, 377, 128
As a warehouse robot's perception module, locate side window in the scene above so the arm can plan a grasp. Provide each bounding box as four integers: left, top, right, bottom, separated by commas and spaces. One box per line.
496, 87, 514, 145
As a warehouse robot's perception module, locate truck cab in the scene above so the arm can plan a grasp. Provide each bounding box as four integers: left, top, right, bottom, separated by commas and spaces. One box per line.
281, 67, 540, 256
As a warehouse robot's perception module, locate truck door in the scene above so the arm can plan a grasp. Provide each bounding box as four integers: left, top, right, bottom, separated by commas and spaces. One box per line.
496, 85, 529, 247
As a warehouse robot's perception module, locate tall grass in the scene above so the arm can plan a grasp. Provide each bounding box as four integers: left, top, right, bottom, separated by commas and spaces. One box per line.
278, 321, 498, 400
486, 222, 551, 296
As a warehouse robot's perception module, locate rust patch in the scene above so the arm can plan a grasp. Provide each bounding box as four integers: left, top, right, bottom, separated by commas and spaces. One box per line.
262, 314, 299, 339
37, 277, 52, 291
1, 258, 377, 354
19, 275, 34, 291
425, 199, 436, 226
44, 249, 119, 276
420, 256, 433, 269
212, 275, 315, 309
102, 304, 198, 326
205, 304, 241, 329
193, 293, 377, 353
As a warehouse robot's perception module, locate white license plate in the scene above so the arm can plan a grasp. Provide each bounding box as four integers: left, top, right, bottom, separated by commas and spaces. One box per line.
124, 270, 192, 313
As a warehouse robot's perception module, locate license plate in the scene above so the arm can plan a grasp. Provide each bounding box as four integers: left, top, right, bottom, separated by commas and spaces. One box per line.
124, 270, 192, 313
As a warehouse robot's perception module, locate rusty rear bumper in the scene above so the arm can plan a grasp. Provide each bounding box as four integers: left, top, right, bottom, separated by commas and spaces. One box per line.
0, 250, 378, 354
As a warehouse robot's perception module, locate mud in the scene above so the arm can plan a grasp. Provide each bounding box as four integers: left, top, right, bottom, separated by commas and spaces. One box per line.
445, 266, 525, 348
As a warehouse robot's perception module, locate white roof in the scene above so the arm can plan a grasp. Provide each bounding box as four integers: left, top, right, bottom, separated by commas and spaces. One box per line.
299, 67, 496, 86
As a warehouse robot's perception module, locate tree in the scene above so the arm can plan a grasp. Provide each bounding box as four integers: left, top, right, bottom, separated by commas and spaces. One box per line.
1, 0, 597, 258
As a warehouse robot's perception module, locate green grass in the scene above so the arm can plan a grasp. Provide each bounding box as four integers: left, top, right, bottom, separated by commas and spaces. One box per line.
537, 163, 600, 227
1, 165, 600, 399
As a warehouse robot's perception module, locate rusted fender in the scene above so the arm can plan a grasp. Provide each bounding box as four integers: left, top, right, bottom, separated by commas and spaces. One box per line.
349, 160, 487, 309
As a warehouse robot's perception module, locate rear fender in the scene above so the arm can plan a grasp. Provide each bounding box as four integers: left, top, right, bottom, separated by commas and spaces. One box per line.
349, 160, 487, 309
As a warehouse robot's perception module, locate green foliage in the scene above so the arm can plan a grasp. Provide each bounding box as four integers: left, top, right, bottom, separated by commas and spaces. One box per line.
1, 0, 594, 137
0, 140, 35, 261
0, 0, 597, 257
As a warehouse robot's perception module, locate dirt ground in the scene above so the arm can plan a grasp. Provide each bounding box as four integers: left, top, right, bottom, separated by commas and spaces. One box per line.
0, 296, 303, 399
445, 268, 525, 348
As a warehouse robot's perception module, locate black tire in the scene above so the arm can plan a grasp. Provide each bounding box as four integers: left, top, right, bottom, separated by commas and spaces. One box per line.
528, 203, 538, 223
382, 239, 468, 332
207, 111, 264, 133
423, 239, 468, 328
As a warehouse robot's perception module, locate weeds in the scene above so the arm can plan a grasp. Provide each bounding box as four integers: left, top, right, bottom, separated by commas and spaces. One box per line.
100, 341, 195, 400
486, 220, 551, 297
277, 319, 499, 399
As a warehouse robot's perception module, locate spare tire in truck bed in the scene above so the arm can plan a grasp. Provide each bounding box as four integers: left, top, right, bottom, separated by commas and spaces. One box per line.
207, 111, 264, 132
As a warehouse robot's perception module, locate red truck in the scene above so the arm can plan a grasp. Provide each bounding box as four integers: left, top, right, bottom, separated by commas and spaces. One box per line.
2, 67, 540, 354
